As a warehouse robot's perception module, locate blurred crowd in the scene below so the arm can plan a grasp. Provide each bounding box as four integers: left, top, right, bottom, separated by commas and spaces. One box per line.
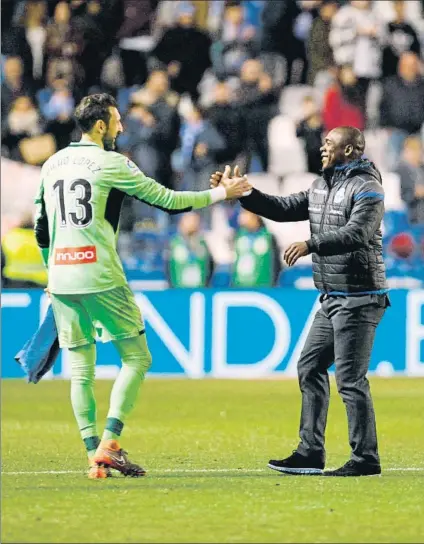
1, 0, 424, 289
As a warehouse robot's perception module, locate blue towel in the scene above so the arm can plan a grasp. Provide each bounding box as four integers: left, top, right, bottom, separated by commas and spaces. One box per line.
14, 304, 60, 384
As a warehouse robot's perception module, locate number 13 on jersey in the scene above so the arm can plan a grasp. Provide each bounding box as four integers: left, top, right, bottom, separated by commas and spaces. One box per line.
53, 178, 93, 228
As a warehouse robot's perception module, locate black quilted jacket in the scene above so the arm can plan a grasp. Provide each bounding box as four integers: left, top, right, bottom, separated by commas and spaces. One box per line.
240, 159, 388, 295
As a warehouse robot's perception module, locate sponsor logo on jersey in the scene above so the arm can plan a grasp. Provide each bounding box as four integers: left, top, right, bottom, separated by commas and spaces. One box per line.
54, 246, 97, 265
125, 158, 139, 175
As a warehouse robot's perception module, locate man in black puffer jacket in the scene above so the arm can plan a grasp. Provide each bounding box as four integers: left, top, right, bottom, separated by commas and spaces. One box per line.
211, 126, 390, 477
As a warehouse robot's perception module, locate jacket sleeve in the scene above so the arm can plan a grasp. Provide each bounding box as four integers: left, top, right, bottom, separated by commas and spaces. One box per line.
239, 188, 309, 222
306, 179, 384, 256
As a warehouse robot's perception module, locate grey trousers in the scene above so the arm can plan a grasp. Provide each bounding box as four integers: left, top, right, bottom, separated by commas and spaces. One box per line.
296, 294, 390, 465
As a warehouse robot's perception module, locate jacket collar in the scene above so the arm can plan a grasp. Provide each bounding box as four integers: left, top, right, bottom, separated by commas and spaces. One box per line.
322, 158, 376, 186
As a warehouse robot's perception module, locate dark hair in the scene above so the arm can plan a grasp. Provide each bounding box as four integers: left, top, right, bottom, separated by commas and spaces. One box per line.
74, 93, 118, 133
337, 126, 365, 158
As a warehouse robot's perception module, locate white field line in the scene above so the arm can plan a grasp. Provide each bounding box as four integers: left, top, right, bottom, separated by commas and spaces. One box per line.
2, 467, 423, 476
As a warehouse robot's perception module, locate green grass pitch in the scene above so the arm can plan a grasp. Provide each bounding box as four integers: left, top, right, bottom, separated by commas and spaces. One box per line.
2, 377, 424, 543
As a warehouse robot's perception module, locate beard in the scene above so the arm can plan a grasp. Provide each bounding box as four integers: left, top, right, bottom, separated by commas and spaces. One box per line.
103, 135, 116, 151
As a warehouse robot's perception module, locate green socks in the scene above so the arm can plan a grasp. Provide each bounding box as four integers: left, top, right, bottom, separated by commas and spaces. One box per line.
69, 343, 98, 456
69, 334, 152, 453
102, 417, 124, 441
83, 436, 100, 458
102, 335, 152, 441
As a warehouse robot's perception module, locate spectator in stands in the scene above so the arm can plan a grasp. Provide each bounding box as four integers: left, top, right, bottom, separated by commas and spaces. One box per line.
156, 0, 212, 32
116, 0, 158, 87
44, 52, 85, 103
291, 1, 321, 84
2, 96, 42, 160
20, 0, 48, 88
151, 2, 212, 102
39, 79, 75, 121
260, 0, 302, 84
44, 2, 85, 99
1, 5, 34, 84
329, 0, 384, 106
382, 0, 421, 79
396, 136, 424, 225
380, 52, 424, 170
207, 80, 247, 166
118, 70, 180, 191
118, 69, 181, 230
231, 209, 281, 287
323, 65, 365, 132
236, 58, 279, 172
129, 68, 180, 111
178, 102, 226, 231
296, 95, 324, 175
307, 0, 338, 86
1, 56, 30, 125
41, 79, 76, 151
0, 212, 47, 289
69, 0, 122, 93
45, 1, 79, 61
210, 1, 258, 79
167, 212, 214, 288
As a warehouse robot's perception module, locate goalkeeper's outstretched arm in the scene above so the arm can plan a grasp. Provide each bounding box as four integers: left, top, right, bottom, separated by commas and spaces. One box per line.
107, 156, 251, 214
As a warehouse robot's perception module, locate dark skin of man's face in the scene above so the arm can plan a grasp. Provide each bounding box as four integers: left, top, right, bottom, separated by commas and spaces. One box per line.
320, 129, 355, 169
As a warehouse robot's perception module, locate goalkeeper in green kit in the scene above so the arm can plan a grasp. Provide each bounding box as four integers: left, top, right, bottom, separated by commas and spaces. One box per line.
34, 93, 250, 479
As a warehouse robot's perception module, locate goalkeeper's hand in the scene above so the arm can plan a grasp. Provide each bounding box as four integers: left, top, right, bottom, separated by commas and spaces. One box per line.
210, 166, 251, 196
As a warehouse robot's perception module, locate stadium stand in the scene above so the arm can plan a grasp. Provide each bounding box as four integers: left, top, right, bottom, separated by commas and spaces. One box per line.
1, 0, 423, 289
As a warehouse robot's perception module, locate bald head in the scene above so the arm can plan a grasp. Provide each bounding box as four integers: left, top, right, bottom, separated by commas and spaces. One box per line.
321, 126, 365, 169
335, 126, 365, 157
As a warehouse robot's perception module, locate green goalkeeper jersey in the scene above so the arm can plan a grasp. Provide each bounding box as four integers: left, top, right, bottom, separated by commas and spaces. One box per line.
35, 141, 218, 294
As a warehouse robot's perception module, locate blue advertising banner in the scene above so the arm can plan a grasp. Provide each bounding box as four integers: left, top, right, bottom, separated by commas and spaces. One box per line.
2, 289, 424, 378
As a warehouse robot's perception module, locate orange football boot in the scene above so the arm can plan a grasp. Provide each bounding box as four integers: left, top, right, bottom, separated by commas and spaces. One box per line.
93, 439, 146, 477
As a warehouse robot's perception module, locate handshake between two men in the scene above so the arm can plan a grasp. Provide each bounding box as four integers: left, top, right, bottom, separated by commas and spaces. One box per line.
209, 165, 310, 267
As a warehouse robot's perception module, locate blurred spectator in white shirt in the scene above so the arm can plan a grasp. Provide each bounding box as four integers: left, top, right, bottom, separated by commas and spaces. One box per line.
330, 0, 385, 102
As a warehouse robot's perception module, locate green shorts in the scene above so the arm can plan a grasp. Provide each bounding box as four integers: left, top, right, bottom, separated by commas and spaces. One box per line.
50, 285, 144, 348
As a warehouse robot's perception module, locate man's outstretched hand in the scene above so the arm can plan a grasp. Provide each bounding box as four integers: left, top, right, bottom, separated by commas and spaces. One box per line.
210, 170, 223, 188
284, 242, 309, 267
214, 165, 252, 200
210, 165, 252, 197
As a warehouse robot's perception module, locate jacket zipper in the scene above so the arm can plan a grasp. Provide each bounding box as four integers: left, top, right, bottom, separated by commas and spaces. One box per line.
319, 185, 331, 294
